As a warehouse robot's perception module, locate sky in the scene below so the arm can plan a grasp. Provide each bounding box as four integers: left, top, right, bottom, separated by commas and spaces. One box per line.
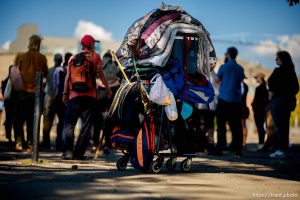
0, 0, 300, 75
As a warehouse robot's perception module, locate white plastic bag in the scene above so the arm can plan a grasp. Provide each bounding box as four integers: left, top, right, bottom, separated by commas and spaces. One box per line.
149, 74, 171, 105
0, 101, 4, 111
164, 91, 178, 121
4, 79, 12, 101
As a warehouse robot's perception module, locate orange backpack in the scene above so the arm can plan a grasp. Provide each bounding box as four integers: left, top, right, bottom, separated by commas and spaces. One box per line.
69, 52, 95, 92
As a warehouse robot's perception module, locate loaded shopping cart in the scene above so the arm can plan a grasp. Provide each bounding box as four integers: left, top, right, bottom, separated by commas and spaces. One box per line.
108, 3, 217, 173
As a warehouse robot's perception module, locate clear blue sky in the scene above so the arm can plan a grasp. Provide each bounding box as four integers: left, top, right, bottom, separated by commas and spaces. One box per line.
1, 0, 300, 74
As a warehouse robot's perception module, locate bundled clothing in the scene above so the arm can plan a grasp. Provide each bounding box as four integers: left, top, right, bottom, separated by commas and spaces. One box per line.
116, 3, 217, 80
115, 3, 216, 109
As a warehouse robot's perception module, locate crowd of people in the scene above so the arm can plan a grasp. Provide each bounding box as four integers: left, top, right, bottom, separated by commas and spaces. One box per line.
0, 34, 116, 159
0, 34, 299, 160
208, 47, 298, 158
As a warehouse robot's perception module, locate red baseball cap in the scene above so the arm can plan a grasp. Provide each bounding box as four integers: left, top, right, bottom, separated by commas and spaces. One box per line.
81, 34, 96, 46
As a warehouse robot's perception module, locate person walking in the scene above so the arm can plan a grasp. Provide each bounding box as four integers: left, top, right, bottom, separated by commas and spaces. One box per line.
14, 35, 48, 152
41, 53, 63, 150
213, 47, 245, 156
92, 50, 120, 154
252, 73, 268, 149
3, 53, 23, 145
52, 52, 72, 151
268, 51, 299, 158
62, 35, 112, 160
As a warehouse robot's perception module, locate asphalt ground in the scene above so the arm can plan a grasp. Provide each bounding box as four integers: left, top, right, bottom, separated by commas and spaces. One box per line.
0, 135, 300, 200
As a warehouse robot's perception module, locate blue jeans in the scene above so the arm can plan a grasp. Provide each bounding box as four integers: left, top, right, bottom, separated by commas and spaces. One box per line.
269, 96, 291, 151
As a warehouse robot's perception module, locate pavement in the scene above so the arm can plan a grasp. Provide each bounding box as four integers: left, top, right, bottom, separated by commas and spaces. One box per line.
0, 128, 300, 200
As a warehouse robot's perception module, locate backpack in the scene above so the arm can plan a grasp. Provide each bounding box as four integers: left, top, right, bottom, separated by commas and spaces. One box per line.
129, 114, 155, 171
69, 52, 95, 92
102, 56, 119, 84
110, 126, 136, 151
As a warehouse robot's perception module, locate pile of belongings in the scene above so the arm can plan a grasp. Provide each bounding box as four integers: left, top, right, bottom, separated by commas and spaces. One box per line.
115, 3, 217, 113
110, 3, 218, 171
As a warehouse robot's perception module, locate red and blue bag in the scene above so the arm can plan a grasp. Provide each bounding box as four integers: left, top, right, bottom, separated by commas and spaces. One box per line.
110, 126, 135, 151
130, 114, 155, 171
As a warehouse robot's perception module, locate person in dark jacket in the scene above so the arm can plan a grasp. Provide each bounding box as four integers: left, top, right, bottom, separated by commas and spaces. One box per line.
268, 51, 299, 158
252, 73, 268, 149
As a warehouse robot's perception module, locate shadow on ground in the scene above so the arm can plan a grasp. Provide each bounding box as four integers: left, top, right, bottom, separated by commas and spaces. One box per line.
0, 141, 299, 200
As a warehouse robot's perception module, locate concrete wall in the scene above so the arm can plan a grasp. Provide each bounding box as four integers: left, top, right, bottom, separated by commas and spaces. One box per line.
10, 24, 39, 53
8, 24, 121, 56
41, 37, 78, 55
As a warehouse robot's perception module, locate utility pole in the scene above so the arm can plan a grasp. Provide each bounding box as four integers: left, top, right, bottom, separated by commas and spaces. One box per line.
32, 72, 43, 163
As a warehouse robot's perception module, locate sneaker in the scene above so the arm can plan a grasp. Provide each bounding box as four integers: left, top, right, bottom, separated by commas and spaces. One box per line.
257, 144, 264, 150
269, 150, 286, 158
15, 143, 23, 152
90, 146, 97, 153
103, 147, 110, 155
62, 151, 73, 160
27, 145, 33, 154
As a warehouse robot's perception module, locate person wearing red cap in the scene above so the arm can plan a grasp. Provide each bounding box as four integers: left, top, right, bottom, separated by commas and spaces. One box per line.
80, 34, 99, 46
62, 34, 112, 160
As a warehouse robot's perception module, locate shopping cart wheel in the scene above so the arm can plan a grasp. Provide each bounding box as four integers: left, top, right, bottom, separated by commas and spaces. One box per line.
116, 156, 129, 170
156, 156, 164, 163
180, 158, 192, 172
150, 161, 162, 174
166, 158, 177, 171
